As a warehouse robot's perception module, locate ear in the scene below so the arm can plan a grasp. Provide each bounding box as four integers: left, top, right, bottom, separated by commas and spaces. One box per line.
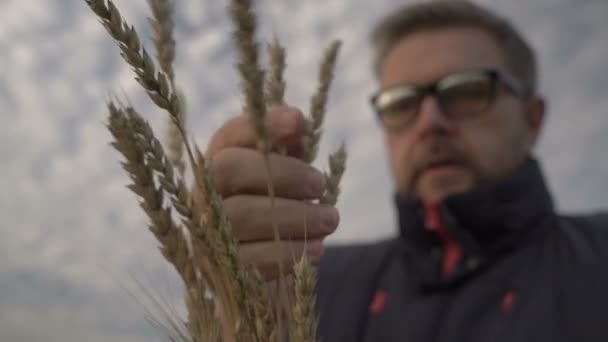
524, 96, 546, 147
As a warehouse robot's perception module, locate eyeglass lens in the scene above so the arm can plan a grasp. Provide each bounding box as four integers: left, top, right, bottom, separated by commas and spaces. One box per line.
376, 71, 496, 130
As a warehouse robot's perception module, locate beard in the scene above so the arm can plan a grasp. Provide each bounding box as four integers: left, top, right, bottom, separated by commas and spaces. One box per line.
405, 137, 478, 199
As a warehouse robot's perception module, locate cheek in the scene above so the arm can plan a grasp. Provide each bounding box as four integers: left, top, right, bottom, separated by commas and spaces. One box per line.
386, 134, 415, 183
459, 109, 527, 177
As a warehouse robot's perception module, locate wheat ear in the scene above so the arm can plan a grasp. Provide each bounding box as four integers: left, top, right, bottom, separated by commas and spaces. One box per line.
289, 256, 318, 342
320, 143, 347, 206
228, 0, 269, 152
302, 41, 342, 163
146, 0, 186, 177
107, 102, 216, 341
122, 103, 252, 342
266, 36, 287, 107
146, 0, 176, 84
129, 105, 251, 340
266, 36, 292, 157
86, 0, 180, 115
107, 101, 194, 287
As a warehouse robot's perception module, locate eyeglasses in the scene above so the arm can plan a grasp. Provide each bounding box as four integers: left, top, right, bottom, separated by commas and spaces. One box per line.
370, 69, 529, 131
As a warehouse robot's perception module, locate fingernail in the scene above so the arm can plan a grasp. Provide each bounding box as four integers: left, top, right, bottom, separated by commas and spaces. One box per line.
308, 171, 326, 197
321, 206, 339, 233
278, 108, 298, 135
306, 241, 324, 263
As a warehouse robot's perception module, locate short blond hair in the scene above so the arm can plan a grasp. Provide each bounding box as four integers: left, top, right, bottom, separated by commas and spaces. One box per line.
371, 1, 537, 94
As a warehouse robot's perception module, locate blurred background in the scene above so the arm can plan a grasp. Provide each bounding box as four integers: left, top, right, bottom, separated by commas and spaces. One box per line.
0, 0, 606, 340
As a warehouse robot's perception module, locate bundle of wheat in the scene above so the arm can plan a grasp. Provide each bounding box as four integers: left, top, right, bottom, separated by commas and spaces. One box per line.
84, 0, 346, 341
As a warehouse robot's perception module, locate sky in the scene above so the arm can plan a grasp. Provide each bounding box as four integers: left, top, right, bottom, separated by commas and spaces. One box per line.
0, 0, 606, 341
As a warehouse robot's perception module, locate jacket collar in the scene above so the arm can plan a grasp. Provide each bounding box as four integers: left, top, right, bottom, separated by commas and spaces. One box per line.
395, 156, 557, 257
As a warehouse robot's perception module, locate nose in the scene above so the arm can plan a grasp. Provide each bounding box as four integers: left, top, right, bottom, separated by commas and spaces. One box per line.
413, 94, 452, 136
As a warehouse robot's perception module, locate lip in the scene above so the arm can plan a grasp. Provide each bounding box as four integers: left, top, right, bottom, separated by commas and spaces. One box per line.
422, 161, 466, 176
425, 159, 461, 169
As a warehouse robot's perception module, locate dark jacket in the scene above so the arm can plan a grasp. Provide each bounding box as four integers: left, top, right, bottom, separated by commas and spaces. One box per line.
316, 157, 608, 342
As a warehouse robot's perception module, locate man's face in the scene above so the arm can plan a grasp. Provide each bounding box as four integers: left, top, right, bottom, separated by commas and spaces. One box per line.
378, 27, 544, 201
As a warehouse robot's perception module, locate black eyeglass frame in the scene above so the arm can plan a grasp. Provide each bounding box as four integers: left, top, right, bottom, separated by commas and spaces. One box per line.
370, 69, 530, 125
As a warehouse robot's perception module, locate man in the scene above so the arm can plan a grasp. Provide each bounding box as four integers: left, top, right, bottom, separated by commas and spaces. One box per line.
206, 1, 608, 341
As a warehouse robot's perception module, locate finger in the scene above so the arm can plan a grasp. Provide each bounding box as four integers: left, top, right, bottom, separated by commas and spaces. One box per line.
239, 239, 324, 281
207, 105, 306, 159
223, 195, 340, 242
212, 148, 326, 199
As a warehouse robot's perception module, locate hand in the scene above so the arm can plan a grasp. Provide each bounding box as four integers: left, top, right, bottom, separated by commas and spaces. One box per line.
195, 105, 340, 280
